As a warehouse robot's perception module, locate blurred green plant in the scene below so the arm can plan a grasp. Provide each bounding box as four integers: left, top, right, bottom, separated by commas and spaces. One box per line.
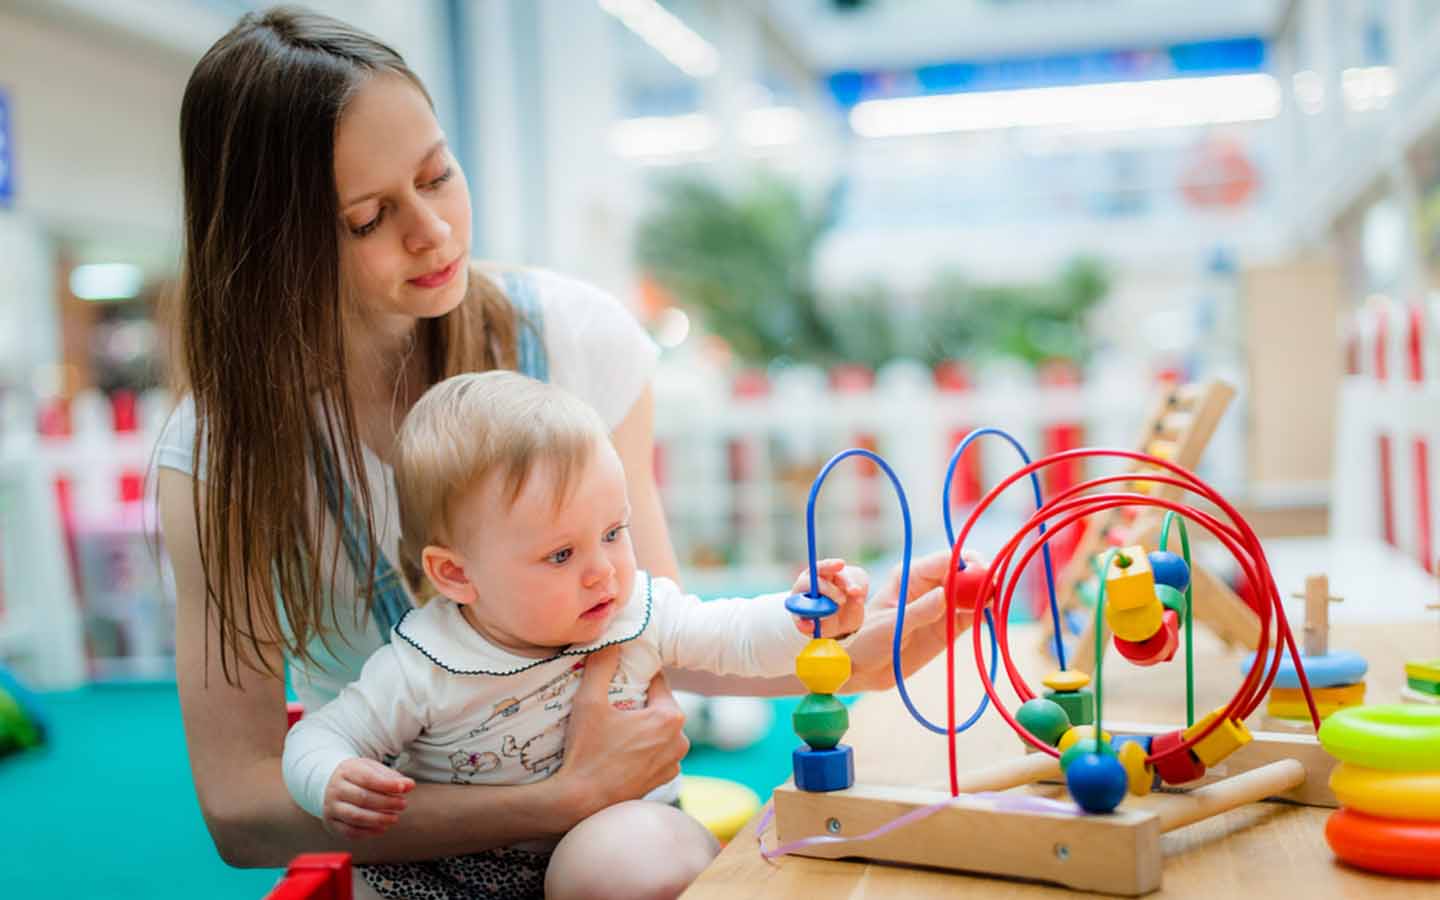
636, 172, 1109, 369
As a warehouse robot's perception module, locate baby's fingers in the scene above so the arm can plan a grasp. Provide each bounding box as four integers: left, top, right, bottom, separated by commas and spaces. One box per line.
328, 802, 400, 834
346, 758, 415, 796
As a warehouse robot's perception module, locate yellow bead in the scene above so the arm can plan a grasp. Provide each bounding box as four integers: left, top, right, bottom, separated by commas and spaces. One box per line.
1104, 545, 1158, 612
1183, 706, 1253, 766
796, 638, 851, 694
1106, 599, 1164, 642
1117, 740, 1154, 796
1042, 669, 1091, 692
1057, 724, 1112, 753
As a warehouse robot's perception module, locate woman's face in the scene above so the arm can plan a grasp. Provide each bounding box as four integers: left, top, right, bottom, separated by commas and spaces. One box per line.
334, 74, 472, 325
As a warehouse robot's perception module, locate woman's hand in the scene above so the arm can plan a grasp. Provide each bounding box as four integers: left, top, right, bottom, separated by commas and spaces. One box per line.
840, 547, 988, 693
554, 645, 690, 818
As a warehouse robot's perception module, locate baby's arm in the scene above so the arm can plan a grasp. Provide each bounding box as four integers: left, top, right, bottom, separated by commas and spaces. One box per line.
281, 647, 422, 838
650, 559, 867, 678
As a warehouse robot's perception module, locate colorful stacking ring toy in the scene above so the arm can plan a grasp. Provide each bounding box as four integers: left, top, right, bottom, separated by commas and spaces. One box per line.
1240, 649, 1367, 690
1325, 808, 1440, 878
1318, 705, 1440, 772
1329, 764, 1440, 821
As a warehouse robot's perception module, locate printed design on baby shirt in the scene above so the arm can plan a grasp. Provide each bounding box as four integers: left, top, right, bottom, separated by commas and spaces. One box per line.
500, 717, 567, 778
448, 749, 501, 784
466, 662, 586, 739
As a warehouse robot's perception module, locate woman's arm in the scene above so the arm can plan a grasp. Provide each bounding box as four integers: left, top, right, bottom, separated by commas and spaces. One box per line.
162, 469, 685, 867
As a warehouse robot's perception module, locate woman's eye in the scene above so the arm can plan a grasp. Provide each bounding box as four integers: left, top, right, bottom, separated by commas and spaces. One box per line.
547, 548, 573, 565
424, 167, 454, 189
350, 211, 383, 237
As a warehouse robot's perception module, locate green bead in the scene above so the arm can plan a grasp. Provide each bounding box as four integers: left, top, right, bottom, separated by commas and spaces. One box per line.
1156, 584, 1187, 618
1060, 737, 1112, 773
1045, 687, 1094, 726
793, 693, 849, 750
1016, 698, 1071, 745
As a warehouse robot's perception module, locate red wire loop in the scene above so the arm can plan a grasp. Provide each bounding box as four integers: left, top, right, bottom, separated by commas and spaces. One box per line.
940, 448, 1321, 797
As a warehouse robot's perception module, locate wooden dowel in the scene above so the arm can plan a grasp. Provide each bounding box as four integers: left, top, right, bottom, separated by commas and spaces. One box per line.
1155, 759, 1307, 833
953, 752, 1060, 793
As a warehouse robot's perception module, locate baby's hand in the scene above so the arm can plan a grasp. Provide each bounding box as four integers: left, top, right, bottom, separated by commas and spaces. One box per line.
790, 558, 868, 639
321, 757, 415, 839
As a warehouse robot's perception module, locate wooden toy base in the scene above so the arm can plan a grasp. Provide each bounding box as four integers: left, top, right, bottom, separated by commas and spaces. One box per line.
772, 730, 1335, 896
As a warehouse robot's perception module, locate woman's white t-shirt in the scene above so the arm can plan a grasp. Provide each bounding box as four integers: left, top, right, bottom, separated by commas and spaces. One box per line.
154, 268, 660, 709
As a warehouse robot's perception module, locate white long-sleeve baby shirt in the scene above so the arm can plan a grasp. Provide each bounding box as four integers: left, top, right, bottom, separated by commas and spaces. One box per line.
282, 573, 808, 819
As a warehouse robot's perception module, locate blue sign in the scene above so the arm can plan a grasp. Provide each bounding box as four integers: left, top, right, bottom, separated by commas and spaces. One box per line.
0, 88, 12, 208
827, 36, 1267, 108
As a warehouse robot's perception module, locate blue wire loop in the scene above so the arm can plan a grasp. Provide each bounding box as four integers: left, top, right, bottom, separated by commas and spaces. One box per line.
942, 428, 1065, 670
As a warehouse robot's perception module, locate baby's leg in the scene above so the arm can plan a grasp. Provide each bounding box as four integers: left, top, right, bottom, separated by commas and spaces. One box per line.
545, 800, 720, 900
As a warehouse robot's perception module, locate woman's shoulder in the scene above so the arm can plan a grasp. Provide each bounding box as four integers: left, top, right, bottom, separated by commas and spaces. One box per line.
479, 264, 660, 426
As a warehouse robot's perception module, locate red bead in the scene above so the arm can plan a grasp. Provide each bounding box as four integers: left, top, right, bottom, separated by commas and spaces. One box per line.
1113, 610, 1179, 666
949, 562, 990, 613
1152, 728, 1207, 785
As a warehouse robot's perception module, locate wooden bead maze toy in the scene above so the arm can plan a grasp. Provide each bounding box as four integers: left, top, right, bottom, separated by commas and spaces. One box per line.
763, 435, 1338, 896
1041, 379, 1261, 673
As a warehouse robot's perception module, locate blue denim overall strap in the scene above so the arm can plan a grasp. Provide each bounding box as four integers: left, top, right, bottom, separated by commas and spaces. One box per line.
314, 270, 550, 640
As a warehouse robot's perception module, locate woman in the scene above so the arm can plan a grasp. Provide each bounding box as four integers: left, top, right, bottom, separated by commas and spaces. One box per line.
157, 5, 974, 882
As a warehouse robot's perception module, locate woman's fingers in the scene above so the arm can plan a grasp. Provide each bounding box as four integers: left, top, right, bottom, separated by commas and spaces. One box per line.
576, 644, 623, 704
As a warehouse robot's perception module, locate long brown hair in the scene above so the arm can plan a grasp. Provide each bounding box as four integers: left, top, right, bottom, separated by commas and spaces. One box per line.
177, 7, 518, 683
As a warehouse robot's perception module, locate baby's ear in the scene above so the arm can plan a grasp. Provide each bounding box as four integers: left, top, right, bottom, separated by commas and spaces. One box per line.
422, 545, 477, 605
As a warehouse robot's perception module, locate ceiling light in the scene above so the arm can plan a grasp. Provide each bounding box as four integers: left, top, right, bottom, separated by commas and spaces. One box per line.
599, 0, 718, 78
850, 74, 1281, 139
611, 113, 716, 160
69, 263, 143, 301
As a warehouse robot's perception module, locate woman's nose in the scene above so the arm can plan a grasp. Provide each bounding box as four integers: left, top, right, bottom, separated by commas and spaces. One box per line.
403, 200, 451, 254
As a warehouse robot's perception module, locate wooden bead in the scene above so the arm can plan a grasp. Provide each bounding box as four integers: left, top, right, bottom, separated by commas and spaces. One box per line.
1183, 706, 1253, 766
1066, 753, 1128, 813
1044, 687, 1095, 726
1057, 724, 1112, 753
1106, 599, 1164, 642
793, 693, 849, 750
796, 638, 851, 694
792, 745, 854, 792
1113, 610, 1179, 666
1042, 669, 1091, 692
1103, 545, 1158, 612
1116, 739, 1155, 796
1152, 729, 1207, 785
1155, 584, 1187, 617
1016, 698, 1072, 745
1147, 551, 1191, 592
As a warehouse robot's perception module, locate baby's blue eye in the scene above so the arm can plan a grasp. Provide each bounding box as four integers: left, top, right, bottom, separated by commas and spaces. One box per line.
603, 524, 629, 543
547, 548, 573, 565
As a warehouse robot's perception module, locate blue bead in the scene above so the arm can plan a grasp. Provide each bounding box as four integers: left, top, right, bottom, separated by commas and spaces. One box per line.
1148, 551, 1190, 592
786, 592, 839, 620
793, 745, 854, 792
1066, 753, 1129, 813
1239, 649, 1368, 689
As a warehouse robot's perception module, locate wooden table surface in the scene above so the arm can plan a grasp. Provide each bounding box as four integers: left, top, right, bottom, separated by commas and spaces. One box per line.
683, 610, 1440, 899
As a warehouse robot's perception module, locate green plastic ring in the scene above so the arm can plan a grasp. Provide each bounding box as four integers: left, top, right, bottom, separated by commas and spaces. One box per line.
1318, 704, 1440, 772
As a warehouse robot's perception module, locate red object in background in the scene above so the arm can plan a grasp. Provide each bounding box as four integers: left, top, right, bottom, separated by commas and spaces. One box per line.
1408, 304, 1433, 573
936, 362, 983, 506
264, 853, 352, 900
111, 389, 137, 433
37, 396, 71, 438
1179, 139, 1259, 208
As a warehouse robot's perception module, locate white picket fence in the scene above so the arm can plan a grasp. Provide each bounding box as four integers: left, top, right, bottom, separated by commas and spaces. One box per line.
1, 361, 1253, 687
1332, 296, 1440, 577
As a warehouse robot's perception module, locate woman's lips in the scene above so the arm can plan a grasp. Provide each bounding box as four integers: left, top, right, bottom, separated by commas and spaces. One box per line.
408, 257, 459, 289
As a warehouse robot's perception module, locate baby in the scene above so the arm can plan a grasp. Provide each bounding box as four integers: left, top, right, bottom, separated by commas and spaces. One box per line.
282, 370, 865, 900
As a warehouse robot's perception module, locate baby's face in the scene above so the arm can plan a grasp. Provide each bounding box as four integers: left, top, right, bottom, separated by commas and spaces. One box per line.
450, 438, 637, 656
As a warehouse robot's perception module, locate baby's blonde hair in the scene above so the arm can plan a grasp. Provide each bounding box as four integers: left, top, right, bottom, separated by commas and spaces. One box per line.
394, 371, 609, 590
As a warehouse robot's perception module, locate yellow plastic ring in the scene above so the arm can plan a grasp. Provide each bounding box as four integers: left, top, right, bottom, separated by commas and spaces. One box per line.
1330, 764, 1440, 821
